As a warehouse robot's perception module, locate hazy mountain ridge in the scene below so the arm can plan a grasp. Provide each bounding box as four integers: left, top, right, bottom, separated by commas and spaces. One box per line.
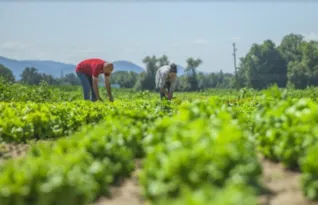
0, 56, 209, 79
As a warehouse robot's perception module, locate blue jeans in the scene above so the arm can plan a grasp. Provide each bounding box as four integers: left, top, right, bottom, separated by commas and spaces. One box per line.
76, 71, 97, 102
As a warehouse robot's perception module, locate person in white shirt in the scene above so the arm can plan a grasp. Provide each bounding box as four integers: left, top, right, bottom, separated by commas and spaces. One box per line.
155, 63, 178, 100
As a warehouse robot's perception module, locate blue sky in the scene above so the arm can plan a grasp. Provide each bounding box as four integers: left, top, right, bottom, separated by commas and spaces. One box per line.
0, 1, 318, 73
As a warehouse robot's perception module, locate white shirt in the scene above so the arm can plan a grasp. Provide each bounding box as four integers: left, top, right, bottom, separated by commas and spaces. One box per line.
155, 65, 177, 92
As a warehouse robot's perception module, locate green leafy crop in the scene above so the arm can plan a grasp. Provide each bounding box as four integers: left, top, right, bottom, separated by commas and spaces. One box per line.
300, 142, 318, 200
253, 98, 318, 169
140, 98, 262, 203
0, 114, 148, 205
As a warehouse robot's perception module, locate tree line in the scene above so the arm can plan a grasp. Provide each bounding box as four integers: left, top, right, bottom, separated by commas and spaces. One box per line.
1, 33, 317, 90
0, 56, 231, 91
0, 65, 80, 86
132, 55, 233, 91
113, 33, 318, 91
237, 33, 318, 89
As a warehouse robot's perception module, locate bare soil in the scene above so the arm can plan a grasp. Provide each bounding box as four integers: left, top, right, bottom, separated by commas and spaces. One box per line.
93, 171, 145, 205
93, 157, 318, 205
258, 157, 318, 205
92, 160, 145, 205
3, 142, 317, 205
0, 143, 29, 160
0, 140, 54, 162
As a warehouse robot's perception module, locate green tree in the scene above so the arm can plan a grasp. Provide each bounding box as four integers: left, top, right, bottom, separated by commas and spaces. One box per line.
20, 67, 41, 85
239, 40, 287, 89
0, 64, 15, 82
217, 70, 224, 87
141, 55, 158, 90
41, 73, 58, 85
302, 40, 318, 86
287, 40, 318, 88
209, 73, 219, 88
157, 55, 170, 67
20, 67, 59, 85
111, 71, 138, 88
236, 57, 249, 88
62, 73, 80, 85
184, 57, 202, 91
278, 33, 304, 63
287, 61, 308, 89
135, 55, 171, 91
176, 75, 191, 91
197, 73, 207, 91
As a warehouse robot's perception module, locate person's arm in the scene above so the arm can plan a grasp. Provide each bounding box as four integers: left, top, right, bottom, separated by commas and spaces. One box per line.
91, 64, 103, 101
92, 76, 101, 100
159, 72, 169, 97
104, 75, 113, 102
168, 91, 173, 100
160, 87, 168, 97
168, 80, 177, 100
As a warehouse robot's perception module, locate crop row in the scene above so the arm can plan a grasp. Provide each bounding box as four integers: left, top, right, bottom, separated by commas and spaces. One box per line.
253, 95, 318, 200
0, 79, 81, 102
0, 113, 148, 205
0, 98, 263, 205
139, 99, 262, 204
1, 93, 317, 203
0, 99, 174, 143
0, 101, 111, 142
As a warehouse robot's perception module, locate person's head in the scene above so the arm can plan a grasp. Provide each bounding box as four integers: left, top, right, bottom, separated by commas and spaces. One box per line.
103, 62, 114, 76
169, 63, 177, 80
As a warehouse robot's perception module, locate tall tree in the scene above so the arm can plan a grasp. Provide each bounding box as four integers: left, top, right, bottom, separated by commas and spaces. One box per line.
0, 64, 15, 82
240, 40, 287, 89
134, 55, 158, 90
141, 55, 158, 90
111, 71, 138, 88
278, 33, 304, 63
236, 56, 250, 88
287, 61, 308, 89
20, 67, 59, 85
62, 73, 80, 85
157, 55, 170, 68
41, 73, 57, 85
287, 40, 318, 88
20, 67, 41, 85
184, 57, 202, 91
302, 40, 318, 86
135, 55, 171, 91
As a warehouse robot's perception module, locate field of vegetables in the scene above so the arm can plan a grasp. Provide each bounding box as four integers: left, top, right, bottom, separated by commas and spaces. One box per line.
1, 79, 318, 205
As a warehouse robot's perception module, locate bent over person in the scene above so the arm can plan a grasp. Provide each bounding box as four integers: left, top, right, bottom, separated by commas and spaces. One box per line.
155, 63, 177, 100
75, 58, 114, 102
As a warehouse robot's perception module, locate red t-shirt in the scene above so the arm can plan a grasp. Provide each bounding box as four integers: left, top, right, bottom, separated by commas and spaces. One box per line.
75, 58, 106, 77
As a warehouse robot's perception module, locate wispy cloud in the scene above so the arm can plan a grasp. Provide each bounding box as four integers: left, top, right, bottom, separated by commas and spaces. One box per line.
73, 48, 104, 54
1, 41, 30, 51
63, 48, 106, 63
172, 43, 179, 47
303, 32, 318, 41
191, 39, 210, 45
231, 36, 241, 41
122, 48, 136, 53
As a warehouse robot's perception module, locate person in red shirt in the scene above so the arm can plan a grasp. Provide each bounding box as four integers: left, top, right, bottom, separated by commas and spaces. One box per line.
75, 58, 114, 102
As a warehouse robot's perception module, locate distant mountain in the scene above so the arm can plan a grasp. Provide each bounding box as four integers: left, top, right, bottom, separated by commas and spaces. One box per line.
0, 56, 74, 79
112, 60, 144, 73
0, 56, 145, 79
176, 64, 210, 76
0, 56, 210, 80
176, 64, 185, 76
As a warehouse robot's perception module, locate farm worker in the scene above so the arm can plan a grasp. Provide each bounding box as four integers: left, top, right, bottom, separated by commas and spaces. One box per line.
155, 63, 178, 100
75, 58, 114, 102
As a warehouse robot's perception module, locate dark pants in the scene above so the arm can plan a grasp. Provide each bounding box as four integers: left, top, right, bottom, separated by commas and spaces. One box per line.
76, 71, 97, 102
160, 82, 171, 100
